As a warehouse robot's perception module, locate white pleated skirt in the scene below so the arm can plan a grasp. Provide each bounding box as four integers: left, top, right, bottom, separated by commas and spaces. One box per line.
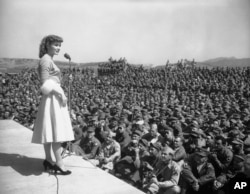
32, 93, 74, 144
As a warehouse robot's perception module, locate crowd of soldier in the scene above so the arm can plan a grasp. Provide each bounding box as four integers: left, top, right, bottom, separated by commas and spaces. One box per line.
1, 63, 250, 194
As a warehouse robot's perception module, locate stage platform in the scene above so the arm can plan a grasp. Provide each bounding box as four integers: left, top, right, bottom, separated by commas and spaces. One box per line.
0, 120, 145, 194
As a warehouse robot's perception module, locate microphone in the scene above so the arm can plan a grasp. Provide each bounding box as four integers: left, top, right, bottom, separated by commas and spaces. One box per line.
64, 53, 71, 61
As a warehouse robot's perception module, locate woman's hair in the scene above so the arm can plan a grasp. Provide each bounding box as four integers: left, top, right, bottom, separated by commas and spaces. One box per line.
39, 35, 63, 58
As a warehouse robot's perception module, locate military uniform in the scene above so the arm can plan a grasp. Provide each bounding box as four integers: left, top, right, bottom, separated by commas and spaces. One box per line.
96, 139, 121, 171
209, 146, 233, 177
79, 136, 101, 159
180, 150, 216, 194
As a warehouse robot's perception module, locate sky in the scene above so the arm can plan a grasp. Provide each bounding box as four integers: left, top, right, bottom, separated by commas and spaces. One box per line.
0, 0, 249, 66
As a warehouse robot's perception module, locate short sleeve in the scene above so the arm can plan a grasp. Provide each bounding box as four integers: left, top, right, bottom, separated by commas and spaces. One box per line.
38, 58, 52, 83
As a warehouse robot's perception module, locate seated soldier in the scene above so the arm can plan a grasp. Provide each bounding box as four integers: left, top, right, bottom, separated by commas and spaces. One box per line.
122, 129, 144, 157
139, 142, 162, 189
143, 146, 181, 194
208, 135, 233, 177
244, 154, 250, 177
115, 122, 131, 150
142, 123, 164, 144
213, 154, 245, 194
204, 131, 215, 152
114, 138, 149, 185
69, 125, 85, 155
91, 130, 121, 172
180, 148, 216, 194
161, 128, 175, 149
230, 139, 244, 155
172, 136, 186, 168
79, 126, 101, 159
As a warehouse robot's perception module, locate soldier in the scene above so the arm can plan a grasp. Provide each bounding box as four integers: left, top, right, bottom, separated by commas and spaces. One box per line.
68, 126, 85, 155
139, 142, 162, 189
204, 131, 215, 152
180, 148, 216, 194
143, 147, 181, 194
230, 139, 244, 155
79, 126, 101, 160
213, 154, 245, 194
142, 123, 164, 144
208, 135, 233, 177
115, 123, 131, 150
92, 130, 121, 172
172, 136, 186, 168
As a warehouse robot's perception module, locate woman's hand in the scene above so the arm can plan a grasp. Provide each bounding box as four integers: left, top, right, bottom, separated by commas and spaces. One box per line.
60, 94, 67, 107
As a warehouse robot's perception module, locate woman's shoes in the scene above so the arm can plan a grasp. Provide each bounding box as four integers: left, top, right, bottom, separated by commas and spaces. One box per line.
53, 164, 71, 175
43, 160, 54, 171
43, 160, 71, 175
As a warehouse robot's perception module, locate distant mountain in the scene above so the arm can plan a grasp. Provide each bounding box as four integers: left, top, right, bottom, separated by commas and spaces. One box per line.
200, 57, 250, 67
0, 57, 250, 73
153, 57, 250, 69
0, 58, 104, 73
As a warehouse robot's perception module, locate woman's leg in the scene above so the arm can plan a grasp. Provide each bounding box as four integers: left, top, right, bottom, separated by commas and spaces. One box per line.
52, 142, 66, 170
44, 143, 53, 163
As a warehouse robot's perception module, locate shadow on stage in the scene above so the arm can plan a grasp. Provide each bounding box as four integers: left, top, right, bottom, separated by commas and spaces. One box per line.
0, 152, 43, 176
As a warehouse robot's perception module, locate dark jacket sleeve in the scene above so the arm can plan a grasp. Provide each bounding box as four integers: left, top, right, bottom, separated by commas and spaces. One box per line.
214, 149, 233, 171
119, 132, 131, 150
198, 163, 216, 186
181, 164, 198, 184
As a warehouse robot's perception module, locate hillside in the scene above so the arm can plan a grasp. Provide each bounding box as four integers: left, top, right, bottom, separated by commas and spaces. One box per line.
154, 57, 250, 69
0, 57, 250, 73
0, 58, 103, 73
202, 57, 250, 67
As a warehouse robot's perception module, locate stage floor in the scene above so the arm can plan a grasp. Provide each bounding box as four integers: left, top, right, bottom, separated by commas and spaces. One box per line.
0, 120, 145, 194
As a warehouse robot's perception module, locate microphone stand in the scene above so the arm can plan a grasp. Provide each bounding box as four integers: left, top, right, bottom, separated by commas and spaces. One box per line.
61, 57, 73, 158
68, 58, 72, 114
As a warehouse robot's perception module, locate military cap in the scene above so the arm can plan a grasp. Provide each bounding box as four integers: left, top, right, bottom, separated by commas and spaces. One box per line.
134, 106, 141, 110
230, 119, 237, 124
110, 116, 118, 122
191, 120, 199, 127
219, 114, 227, 119
103, 108, 110, 113
229, 129, 240, 136
134, 114, 143, 120
99, 113, 106, 120
233, 114, 241, 119
169, 117, 178, 121
139, 139, 148, 148
208, 113, 216, 119
186, 114, 193, 119
150, 142, 162, 151
233, 154, 245, 162
87, 126, 95, 133
195, 148, 208, 157
231, 139, 243, 145
206, 131, 215, 139
212, 126, 222, 134
91, 116, 98, 121
195, 111, 201, 116
190, 129, 202, 137
133, 129, 142, 137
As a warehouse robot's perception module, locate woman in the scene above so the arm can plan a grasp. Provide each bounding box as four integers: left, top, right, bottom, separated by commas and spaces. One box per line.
32, 35, 74, 175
